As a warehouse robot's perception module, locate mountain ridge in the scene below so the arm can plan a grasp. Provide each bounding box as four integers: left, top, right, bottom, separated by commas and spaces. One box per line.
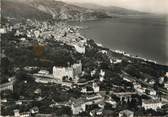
1, 0, 111, 21
71, 2, 164, 18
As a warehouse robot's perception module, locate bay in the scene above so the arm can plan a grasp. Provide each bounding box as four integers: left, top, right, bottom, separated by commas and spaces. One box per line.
70, 18, 167, 65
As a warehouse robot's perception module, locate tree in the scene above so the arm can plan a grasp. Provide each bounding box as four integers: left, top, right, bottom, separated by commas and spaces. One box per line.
15, 70, 34, 82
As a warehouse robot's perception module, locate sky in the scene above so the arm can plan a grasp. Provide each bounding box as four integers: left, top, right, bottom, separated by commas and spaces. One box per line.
59, 0, 168, 15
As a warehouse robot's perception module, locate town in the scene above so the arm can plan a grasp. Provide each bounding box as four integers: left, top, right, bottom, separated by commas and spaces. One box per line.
1, 17, 168, 117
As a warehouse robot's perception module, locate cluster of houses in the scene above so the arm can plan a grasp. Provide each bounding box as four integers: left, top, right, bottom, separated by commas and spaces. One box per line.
1, 18, 86, 54
1, 18, 168, 116
81, 82, 100, 94
122, 71, 167, 99
8, 106, 39, 117
70, 92, 136, 117
1, 68, 167, 116
70, 93, 104, 115
133, 82, 156, 97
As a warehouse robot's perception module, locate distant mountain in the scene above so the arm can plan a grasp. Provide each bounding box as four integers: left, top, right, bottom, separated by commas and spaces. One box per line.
1, 0, 52, 21
1, 0, 110, 21
72, 2, 154, 17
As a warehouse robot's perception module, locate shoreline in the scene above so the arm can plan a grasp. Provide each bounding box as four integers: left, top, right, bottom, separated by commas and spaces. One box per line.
95, 41, 168, 67
75, 22, 167, 66
95, 42, 157, 64
85, 37, 167, 66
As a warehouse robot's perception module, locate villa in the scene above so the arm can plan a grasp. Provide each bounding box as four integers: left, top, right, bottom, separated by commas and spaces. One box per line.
142, 99, 164, 111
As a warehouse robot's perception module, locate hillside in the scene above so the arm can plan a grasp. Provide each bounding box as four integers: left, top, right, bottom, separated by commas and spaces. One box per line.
72, 2, 157, 18
1, 0, 110, 21
1, 0, 52, 21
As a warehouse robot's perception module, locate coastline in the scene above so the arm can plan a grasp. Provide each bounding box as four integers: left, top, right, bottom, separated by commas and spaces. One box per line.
74, 20, 167, 66
79, 31, 166, 66
95, 42, 158, 64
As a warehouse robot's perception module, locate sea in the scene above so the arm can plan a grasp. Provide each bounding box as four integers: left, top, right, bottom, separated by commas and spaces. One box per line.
69, 17, 168, 65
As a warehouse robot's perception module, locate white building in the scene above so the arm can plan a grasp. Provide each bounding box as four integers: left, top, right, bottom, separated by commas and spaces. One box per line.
73, 62, 82, 76
53, 62, 82, 82
86, 94, 104, 103
30, 107, 39, 114
81, 87, 87, 93
142, 99, 163, 111
105, 99, 117, 108
53, 67, 74, 82
90, 109, 103, 116
114, 59, 122, 64
164, 81, 168, 90
71, 99, 86, 115
100, 69, 105, 77
123, 77, 132, 83
73, 45, 85, 54
119, 110, 134, 117
15, 101, 22, 105
14, 109, 30, 117
34, 89, 41, 94
148, 79, 155, 85
35, 77, 56, 84
96, 109, 103, 116
0, 28, 7, 34
159, 77, 165, 84
146, 89, 157, 96
38, 70, 49, 75
34, 30, 40, 38
165, 72, 168, 78
136, 87, 146, 94
91, 70, 96, 77
80, 83, 99, 94
133, 82, 142, 89
24, 66, 39, 72
100, 50, 107, 54
99, 76, 104, 82
92, 82, 100, 93
15, 30, 23, 36
14, 109, 20, 117
20, 37, 26, 41
71, 94, 104, 115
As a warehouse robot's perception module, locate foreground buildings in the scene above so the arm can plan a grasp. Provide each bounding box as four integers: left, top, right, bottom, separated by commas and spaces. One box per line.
71, 94, 104, 115
1, 18, 168, 117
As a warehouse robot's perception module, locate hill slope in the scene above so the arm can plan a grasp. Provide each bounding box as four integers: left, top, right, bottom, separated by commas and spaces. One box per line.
1, 0, 53, 21
72, 2, 156, 17
1, 0, 110, 21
